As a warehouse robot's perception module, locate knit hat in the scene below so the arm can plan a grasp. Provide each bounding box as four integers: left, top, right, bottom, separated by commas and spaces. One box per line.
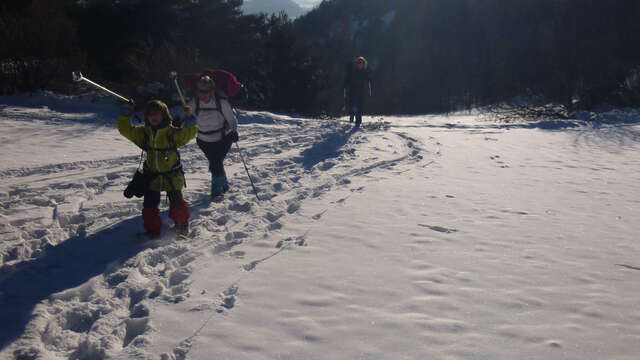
144, 100, 173, 126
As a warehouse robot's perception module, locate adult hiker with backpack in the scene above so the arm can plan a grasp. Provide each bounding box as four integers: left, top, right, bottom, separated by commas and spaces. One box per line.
344, 56, 372, 127
118, 100, 199, 238
189, 74, 239, 200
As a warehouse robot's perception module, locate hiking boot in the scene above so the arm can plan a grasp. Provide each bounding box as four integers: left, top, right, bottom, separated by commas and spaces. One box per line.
142, 207, 162, 239
211, 185, 224, 198
211, 175, 228, 198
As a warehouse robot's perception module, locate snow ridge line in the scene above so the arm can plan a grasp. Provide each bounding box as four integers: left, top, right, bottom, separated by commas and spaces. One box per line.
0, 156, 139, 181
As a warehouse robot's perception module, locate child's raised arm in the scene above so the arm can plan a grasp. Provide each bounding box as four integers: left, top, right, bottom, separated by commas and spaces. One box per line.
172, 106, 199, 147
117, 103, 145, 148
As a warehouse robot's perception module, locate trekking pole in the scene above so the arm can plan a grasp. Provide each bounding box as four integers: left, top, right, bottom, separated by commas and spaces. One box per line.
72, 72, 133, 104
235, 142, 261, 201
169, 71, 188, 107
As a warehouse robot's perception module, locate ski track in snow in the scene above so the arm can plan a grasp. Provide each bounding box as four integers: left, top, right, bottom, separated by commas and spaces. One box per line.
0, 101, 429, 359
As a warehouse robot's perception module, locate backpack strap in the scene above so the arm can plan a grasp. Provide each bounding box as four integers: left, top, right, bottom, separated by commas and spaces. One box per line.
195, 94, 224, 114
215, 92, 230, 130
169, 132, 185, 188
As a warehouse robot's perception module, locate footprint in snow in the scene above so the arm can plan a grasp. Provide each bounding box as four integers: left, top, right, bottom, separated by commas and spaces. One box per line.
287, 202, 301, 214
418, 224, 458, 234
331, 196, 349, 204
123, 317, 151, 347
230, 251, 245, 259
189, 303, 212, 312
490, 155, 510, 168
312, 210, 327, 220
264, 211, 283, 223
229, 201, 251, 213
216, 215, 229, 226
268, 221, 283, 231
217, 285, 239, 313
319, 161, 336, 171
225, 231, 248, 241
276, 234, 307, 248
272, 182, 287, 192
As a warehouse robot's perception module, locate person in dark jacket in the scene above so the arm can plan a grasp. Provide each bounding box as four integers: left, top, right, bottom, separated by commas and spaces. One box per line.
344, 56, 372, 127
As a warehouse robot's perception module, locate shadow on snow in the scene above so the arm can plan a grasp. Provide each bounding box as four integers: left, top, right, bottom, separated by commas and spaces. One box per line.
299, 126, 357, 170
0, 216, 146, 350
0, 193, 218, 350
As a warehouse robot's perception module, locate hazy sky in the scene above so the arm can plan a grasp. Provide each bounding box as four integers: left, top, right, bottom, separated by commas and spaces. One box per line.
293, 0, 322, 9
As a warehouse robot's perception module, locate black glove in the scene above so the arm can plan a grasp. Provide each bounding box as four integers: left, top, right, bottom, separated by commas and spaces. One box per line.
226, 130, 239, 143
120, 101, 135, 116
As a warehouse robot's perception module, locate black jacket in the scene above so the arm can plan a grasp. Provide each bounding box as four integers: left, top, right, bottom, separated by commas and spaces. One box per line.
344, 64, 371, 105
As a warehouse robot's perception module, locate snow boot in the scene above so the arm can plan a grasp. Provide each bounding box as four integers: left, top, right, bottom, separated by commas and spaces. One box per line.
211, 175, 228, 199
142, 207, 162, 238
169, 200, 190, 235
174, 222, 189, 236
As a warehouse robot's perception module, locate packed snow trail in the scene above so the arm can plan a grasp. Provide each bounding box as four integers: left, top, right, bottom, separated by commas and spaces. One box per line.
1, 94, 639, 359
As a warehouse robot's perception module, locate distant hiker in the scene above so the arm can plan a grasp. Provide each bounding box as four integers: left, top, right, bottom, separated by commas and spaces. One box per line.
118, 100, 198, 238
344, 56, 372, 127
190, 75, 239, 200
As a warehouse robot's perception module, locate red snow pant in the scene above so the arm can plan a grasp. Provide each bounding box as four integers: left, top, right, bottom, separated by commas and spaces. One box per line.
142, 190, 189, 237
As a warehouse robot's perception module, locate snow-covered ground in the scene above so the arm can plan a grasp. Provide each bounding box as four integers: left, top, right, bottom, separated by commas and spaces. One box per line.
1, 93, 639, 359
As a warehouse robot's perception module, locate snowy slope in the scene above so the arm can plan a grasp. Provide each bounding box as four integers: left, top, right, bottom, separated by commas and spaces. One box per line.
1, 95, 640, 359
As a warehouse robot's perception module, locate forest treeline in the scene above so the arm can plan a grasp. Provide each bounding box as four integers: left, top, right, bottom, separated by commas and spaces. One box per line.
0, 0, 320, 112
2, 0, 640, 116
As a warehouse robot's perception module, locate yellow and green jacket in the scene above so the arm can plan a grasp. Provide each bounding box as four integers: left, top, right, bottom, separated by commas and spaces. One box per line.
118, 115, 198, 192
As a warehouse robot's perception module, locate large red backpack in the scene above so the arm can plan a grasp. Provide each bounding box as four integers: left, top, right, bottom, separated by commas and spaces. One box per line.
184, 69, 243, 98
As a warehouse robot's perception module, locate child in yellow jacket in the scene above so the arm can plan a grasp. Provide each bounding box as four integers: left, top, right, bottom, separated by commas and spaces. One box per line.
118, 100, 198, 237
